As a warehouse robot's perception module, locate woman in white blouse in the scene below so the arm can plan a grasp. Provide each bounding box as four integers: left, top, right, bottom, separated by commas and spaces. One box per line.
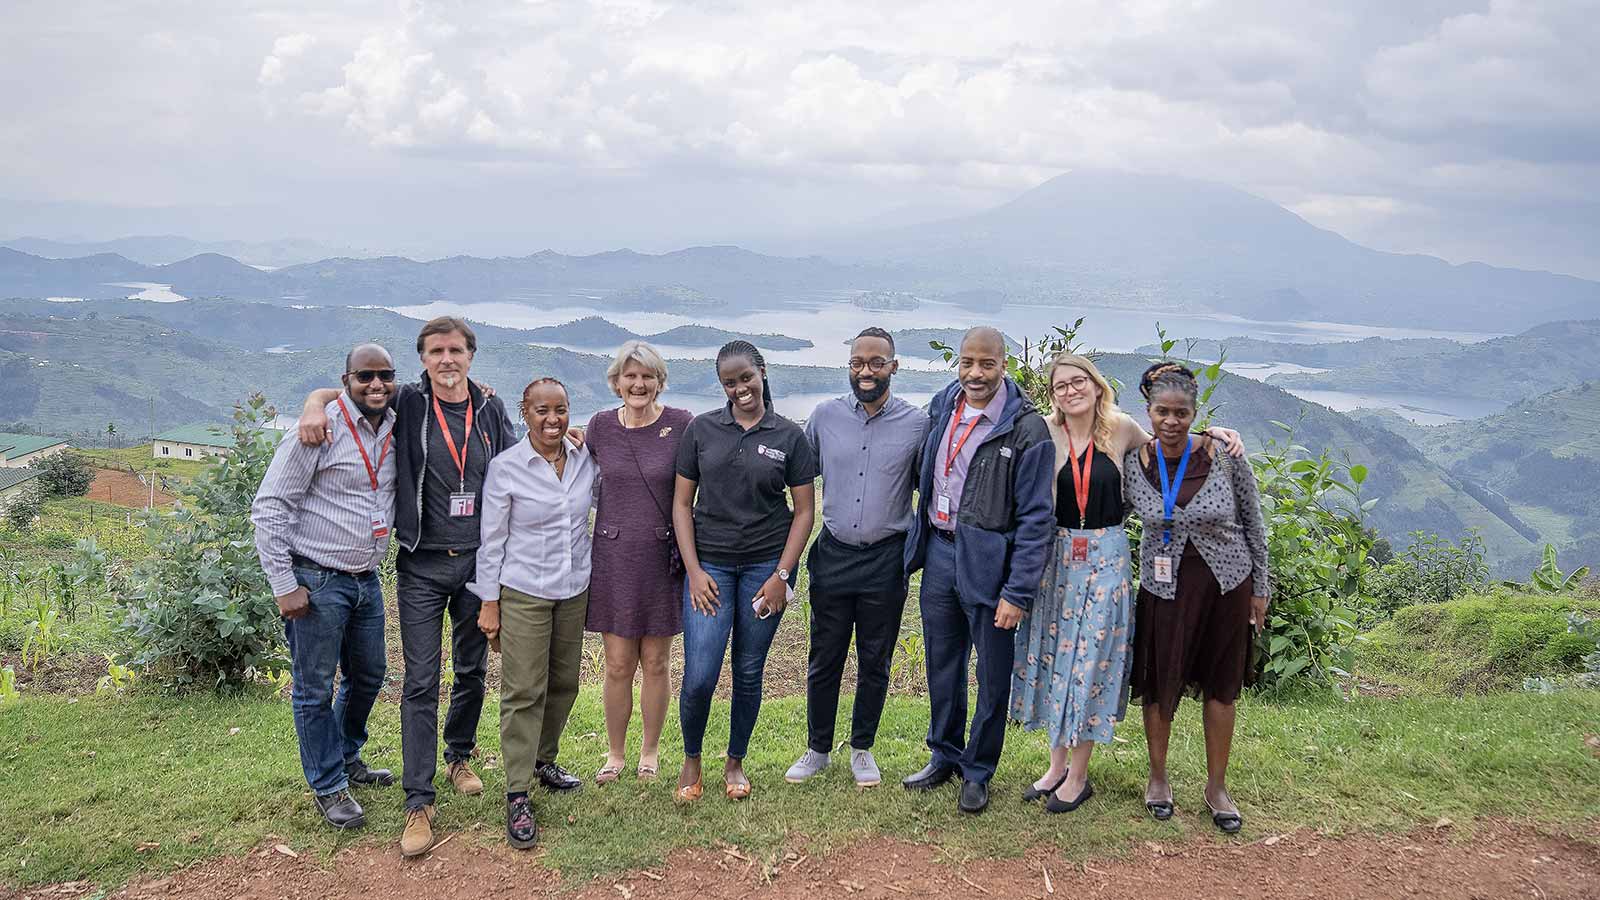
469, 377, 595, 852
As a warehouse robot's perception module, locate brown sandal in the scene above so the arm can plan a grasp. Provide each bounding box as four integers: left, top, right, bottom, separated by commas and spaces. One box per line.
637, 761, 659, 782
674, 779, 703, 804
595, 763, 624, 785
724, 778, 751, 801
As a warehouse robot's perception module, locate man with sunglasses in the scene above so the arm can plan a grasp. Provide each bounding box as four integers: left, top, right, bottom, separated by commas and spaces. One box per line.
784, 327, 930, 789
297, 316, 525, 858
252, 343, 401, 831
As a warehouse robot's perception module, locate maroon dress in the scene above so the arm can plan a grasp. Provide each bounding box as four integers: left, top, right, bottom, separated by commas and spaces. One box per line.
585, 406, 692, 638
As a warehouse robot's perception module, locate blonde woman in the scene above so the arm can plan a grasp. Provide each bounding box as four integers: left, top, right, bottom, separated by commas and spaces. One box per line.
1010, 353, 1243, 813
583, 341, 693, 784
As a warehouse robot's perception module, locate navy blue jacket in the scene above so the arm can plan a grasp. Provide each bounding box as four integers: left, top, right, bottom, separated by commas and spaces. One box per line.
903, 378, 1056, 610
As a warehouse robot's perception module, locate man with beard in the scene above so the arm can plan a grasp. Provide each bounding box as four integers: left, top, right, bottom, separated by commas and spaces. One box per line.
784, 327, 929, 788
252, 343, 401, 830
297, 317, 531, 858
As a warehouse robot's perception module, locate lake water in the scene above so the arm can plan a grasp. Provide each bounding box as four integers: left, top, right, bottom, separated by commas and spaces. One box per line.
390, 298, 1502, 424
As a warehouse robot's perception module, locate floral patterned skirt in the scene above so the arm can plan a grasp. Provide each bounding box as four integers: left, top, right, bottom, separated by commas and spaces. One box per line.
1009, 525, 1134, 747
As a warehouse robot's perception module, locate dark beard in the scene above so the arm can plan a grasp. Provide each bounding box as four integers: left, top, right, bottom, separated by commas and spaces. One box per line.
850, 372, 890, 405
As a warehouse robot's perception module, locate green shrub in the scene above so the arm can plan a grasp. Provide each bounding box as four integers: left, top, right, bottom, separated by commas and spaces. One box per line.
1362, 592, 1600, 693
116, 395, 287, 691
4, 484, 42, 531
1365, 531, 1489, 620
29, 451, 94, 498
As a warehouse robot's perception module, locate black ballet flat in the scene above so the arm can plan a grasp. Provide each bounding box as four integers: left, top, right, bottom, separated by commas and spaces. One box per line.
1022, 772, 1068, 803
1044, 781, 1094, 814
1145, 798, 1175, 821
1205, 799, 1243, 834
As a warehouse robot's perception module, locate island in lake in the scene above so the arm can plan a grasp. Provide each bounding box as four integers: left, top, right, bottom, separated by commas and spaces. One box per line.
526, 316, 813, 350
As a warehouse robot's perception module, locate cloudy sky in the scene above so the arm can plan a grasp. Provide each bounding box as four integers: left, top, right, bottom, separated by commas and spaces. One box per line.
3, 0, 1597, 277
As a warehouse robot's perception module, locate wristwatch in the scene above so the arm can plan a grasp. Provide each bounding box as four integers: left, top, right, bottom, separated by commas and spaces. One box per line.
777, 568, 791, 584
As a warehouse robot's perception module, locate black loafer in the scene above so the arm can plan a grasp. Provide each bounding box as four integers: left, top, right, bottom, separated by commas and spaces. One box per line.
346, 759, 396, 787
1022, 772, 1068, 802
506, 795, 539, 850
1044, 781, 1094, 814
957, 779, 989, 814
902, 761, 958, 792
535, 761, 583, 792
1206, 800, 1243, 834
1146, 799, 1175, 821
312, 788, 366, 830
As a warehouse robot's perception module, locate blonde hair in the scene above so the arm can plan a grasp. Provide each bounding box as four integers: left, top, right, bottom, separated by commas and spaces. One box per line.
1048, 352, 1117, 448
606, 340, 669, 398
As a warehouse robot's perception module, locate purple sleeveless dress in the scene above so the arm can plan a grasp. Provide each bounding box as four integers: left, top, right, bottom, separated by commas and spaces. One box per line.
584, 406, 692, 637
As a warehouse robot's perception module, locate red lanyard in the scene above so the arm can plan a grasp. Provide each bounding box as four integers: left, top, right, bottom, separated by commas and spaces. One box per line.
431, 394, 474, 490
1067, 433, 1093, 527
943, 397, 984, 477
336, 396, 393, 491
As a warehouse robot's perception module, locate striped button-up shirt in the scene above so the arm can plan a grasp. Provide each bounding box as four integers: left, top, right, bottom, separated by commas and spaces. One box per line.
252, 398, 398, 596
467, 437, 596, 603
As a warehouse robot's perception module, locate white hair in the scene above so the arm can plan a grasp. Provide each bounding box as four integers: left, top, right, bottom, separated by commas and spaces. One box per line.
606, 340, 670, 398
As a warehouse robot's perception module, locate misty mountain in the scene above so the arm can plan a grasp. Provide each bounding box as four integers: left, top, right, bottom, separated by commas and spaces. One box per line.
526, 316, 812, 350
2, 235, 382, 268
1133, 335, 1459, 369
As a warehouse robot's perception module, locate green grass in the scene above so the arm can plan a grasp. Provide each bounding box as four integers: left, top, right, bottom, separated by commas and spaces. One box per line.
1361, 591, 1600, 693
2, 687, 1597, 890
80, 445, 210, 480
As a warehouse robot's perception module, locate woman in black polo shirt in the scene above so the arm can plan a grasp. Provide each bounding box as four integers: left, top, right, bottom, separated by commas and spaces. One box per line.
671, 341, 818, 803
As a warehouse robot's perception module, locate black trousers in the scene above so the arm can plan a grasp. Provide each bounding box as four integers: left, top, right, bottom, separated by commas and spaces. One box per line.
396, 547, 488, 810
805, 528, 907, 753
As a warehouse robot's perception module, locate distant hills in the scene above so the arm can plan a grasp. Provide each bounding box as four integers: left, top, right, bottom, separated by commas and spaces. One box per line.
526, 316, 812, 350
7, 170, 1599, 331
1, 235, 381, 268
1133, 335, 1458, 369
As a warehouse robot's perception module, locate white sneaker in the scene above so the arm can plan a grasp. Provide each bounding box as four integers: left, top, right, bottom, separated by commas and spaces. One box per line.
851, 749, 881, 787
785, 749, 830, 783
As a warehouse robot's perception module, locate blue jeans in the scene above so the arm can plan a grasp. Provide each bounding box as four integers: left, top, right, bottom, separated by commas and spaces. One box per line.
679, 558, 783, 759
283, 564, 387, 796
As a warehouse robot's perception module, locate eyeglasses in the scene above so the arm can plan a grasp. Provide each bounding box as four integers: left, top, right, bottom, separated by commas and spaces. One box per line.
848, 357, 894, 373
347, 369, 397, 384
1051, 375, 1092, 396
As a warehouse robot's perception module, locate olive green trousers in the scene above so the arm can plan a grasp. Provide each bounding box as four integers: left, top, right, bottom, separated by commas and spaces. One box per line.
498, 586, 588, 794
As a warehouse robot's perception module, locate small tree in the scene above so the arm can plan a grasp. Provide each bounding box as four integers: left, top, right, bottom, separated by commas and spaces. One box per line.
30, 451, 95, 498
4, 484, 43, 531
116, 394, 287, 690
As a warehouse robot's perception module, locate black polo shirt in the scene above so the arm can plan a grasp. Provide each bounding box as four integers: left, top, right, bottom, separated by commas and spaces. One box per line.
676, 403, 819, 567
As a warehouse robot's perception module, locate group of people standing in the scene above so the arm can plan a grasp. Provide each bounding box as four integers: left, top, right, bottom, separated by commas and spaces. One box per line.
250, 315, 1272, 858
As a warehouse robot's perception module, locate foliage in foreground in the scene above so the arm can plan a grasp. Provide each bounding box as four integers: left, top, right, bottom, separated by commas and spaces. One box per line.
1365, 531, 1490, 621
116, 395, 287, 690
1361, 591, 1600, 693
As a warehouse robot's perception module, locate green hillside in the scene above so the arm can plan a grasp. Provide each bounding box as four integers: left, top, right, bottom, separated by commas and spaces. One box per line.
1132, 335, 1457, 368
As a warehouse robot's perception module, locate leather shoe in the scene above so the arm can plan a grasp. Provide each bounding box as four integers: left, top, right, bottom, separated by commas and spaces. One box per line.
901, 761, 958, 792
312, 788, 366, 830
1044, 781, 1094, 814
958, 779, 989, 814
346, 758, 395, 787
536, 760, 583, 792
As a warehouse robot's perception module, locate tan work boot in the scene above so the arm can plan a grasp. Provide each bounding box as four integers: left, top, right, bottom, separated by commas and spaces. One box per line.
447, 759, 483, 795
399, 805, 436, 858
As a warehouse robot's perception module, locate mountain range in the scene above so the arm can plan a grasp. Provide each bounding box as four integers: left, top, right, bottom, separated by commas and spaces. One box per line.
6, 170, 1598, 331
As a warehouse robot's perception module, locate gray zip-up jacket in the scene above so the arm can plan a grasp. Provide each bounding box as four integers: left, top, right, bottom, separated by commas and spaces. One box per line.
1122, 441, 1272, 600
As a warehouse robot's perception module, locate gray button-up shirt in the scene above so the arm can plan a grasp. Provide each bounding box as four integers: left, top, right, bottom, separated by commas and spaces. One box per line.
805, 393, 930, 546
252, 398, 398, 596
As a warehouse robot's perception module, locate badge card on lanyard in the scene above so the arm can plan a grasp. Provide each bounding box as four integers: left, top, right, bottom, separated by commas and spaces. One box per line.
336, 396, 393, 539
1068, 433, 1092, 563
1153, 436, 1193, 585
935, 397, 983, 524
433, 394, 476, 517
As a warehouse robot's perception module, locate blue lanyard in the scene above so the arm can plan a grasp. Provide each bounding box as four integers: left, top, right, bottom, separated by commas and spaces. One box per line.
1155, 437, 1193, 547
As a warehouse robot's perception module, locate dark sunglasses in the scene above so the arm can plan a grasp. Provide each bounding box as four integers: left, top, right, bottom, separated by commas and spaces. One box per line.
347, 369, 397, 384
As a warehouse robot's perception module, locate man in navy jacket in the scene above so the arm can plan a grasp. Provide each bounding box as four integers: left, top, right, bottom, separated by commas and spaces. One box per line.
901, 327, 1055, 814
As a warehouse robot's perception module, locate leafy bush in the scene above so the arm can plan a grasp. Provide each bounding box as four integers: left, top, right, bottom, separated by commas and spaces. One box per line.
29, 451, 94, 498
116, 395, 287, 690
4, 484, 43, 531
1365, 531, 1490, 620
1362, 592, 1600, 693
1501, 544, 1591, 594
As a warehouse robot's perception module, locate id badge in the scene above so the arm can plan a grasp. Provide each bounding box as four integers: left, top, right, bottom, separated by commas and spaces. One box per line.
448, 491, 476, 517
1070, 536, 1089, 564
1153, 555, 1174, 584
371, 515, 389, 540
934, 493, 951, 523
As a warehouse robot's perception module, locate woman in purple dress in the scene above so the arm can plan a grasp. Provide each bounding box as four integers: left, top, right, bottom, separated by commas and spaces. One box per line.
584, 341, 693, 784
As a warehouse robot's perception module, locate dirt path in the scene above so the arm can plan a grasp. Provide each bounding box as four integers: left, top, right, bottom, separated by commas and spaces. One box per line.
13, 821, 1594, 900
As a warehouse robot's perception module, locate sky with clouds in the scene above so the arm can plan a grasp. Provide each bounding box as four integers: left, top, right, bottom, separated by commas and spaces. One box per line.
3, 0, 1597, 277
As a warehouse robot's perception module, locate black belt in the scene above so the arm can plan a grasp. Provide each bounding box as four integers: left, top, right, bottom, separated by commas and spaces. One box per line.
932, 527, 956, 543
291, 554, 375, 578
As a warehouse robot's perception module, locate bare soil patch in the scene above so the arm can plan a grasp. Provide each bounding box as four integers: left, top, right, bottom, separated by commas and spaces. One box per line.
0, 651, 104, 695
85, 469, 175, 509
13, 820, 1594, 900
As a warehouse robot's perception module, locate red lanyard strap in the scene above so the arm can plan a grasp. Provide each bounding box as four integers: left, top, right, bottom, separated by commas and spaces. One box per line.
336, 396, 392, 492
1067, 433, 1092, 528
431, 394, 474, 490
943, 397, 984, 478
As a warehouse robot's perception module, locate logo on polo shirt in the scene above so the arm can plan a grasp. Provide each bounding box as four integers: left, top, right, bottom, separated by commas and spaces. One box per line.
756, 444, 787, 462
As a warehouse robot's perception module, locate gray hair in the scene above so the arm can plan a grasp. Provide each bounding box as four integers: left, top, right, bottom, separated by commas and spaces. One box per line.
606, 340, 670, 398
